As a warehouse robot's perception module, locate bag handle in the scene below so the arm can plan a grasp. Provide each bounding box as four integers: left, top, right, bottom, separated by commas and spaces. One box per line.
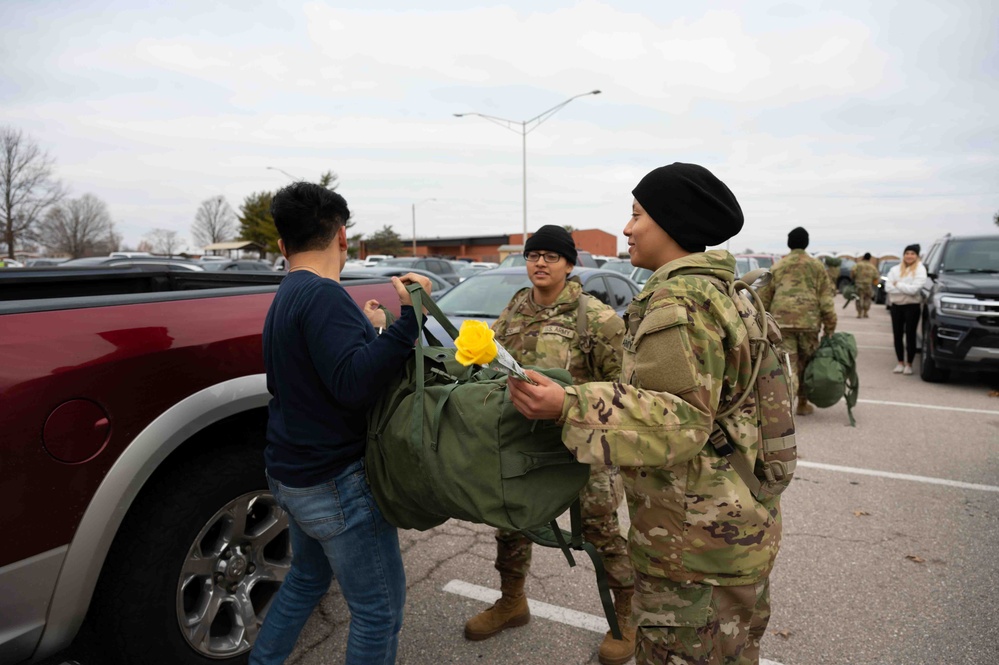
407, 283, 459, 340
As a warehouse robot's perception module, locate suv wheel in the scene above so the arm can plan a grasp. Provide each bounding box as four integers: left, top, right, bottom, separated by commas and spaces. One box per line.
90, 442, 290, 665
919, 320, 950, 383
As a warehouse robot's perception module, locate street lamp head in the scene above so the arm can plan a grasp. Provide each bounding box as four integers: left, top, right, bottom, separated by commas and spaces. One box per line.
591, 89, 602, 95
453, 113, 466, 117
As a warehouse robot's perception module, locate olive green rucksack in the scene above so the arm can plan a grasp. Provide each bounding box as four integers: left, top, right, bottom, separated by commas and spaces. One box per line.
803, 332, 859, 426
365, 285, 622, 636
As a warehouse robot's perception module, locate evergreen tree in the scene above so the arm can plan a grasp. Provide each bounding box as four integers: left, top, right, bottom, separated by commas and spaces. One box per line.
365, 225, 404, 256
238, 191, 278, 254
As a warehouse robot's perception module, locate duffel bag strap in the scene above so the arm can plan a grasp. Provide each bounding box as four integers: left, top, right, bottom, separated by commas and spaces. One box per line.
407, 283, 459, 340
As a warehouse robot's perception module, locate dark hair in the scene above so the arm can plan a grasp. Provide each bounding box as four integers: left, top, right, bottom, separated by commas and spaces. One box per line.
270, 182, 351, 254
863, 252, 871, 260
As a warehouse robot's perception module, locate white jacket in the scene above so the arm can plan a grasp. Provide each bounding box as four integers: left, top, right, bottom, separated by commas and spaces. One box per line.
885, 262, 927, 305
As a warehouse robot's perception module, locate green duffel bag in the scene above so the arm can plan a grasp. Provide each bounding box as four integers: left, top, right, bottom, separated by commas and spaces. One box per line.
364, 284, 591, 533
803, 332, 859, 426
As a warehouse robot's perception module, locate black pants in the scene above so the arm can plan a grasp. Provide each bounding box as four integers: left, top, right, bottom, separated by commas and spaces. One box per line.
890, 303, 921, 363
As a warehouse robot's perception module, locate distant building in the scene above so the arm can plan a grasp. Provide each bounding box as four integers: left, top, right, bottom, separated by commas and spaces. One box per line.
362, 229, 616, 262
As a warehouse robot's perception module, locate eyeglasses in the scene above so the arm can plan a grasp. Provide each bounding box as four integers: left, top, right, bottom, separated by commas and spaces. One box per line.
525, 251, 563, 264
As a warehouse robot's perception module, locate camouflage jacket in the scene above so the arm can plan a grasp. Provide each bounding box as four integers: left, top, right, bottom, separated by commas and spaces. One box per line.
557, 251, 781, 596
851, 261, 880, 292
825, 264, 840, 296
493, 279, 624, 384
758, 249, 837, 333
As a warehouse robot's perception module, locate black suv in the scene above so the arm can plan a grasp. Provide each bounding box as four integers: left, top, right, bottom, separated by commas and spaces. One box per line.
919, 234, 999, 382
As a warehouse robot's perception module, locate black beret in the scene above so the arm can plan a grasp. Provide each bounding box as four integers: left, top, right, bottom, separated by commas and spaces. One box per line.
632, 163, 744, 253
524, 225, 577, 264
788, 227, 809, 250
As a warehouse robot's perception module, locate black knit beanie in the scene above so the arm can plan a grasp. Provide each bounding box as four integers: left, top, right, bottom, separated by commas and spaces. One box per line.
863, 252, 872, 260
904, 244, 920, 255
631, 163, 744, 253
788, 227, 809, 250
524, 225, 577, 264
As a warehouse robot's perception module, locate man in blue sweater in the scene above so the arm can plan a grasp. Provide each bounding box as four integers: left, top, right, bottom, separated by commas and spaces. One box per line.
250, 182, 430, 665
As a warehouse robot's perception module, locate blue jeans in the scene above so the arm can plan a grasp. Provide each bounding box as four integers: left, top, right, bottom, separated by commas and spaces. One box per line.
250, 459, 405, 665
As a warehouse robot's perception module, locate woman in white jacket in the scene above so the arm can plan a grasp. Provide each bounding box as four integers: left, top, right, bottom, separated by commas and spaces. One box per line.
885, 244, 928, 375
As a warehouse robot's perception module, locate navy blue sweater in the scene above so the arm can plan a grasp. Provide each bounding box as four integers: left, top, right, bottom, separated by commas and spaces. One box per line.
262, 271, 417, 487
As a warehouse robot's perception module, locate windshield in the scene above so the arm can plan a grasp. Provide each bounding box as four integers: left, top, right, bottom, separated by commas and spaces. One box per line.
735, 258, 750, 276
499, 254, 527, 268
381, 258, 417, 267
436, 273, 531, 317
940, 239, 999, 272
458, 266, 487, 278
753, 256, 773, 269
879, 260, 899, 276
201, 262, 227, 271
602, 261, 634, 276
631, 268, 653, 285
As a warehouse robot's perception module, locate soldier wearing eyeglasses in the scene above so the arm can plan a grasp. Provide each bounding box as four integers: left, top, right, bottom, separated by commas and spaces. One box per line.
463, 225, 637, 665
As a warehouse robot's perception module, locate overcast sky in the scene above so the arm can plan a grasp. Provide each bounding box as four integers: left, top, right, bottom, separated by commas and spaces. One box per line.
3, 0, 997, 256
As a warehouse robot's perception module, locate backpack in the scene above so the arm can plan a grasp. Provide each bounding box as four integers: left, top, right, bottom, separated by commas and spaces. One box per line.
365, 284, 622, 637
803, 332, 859, 426
700, 269, 798, 501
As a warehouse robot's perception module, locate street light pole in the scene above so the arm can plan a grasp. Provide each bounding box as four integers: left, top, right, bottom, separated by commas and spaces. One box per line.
412, 198, 436, 257
454, 89, 601, 245
265, 166, 301, 181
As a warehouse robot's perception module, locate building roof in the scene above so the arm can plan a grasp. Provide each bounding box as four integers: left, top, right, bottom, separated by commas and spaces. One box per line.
203, 240, 265, 251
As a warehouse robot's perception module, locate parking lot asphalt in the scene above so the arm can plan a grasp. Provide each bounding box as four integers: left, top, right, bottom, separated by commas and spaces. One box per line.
48, 296, 999, 665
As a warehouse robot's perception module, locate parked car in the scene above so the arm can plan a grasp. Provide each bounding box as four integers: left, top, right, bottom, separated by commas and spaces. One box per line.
734, 255, 762, 278
456, 264, 493, 282
201, 259, 276, 272
0, 267, 400, 665
25, 258, 70, 267
738, 253, 779, 270
874, 259, 900, 304
58, 256, 206, 271
600, 258, 653, 287
422, 266, 640, 345
341, 265, 453, 300
375, 257, 461, 285
917, 233, 999, 382
361, 254, 393, 267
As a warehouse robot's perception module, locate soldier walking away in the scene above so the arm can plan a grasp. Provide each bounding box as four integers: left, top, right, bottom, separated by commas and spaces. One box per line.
462, 225, 637, 665
758, 227, 837, 415
851, 253, 880, 318
506, 164, 789, 665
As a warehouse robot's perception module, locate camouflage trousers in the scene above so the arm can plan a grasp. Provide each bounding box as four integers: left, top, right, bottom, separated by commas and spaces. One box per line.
854, 287, 873, 315
634, 577, 771, 665
494, 465, 634, 590
782, 330, 820, 400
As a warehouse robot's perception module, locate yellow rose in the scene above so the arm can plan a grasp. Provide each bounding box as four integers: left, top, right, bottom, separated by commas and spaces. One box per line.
454, 320, 498, 366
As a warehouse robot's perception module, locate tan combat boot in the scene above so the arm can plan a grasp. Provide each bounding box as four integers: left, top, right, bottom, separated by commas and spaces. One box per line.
796, 396, 814, 416
464, 575, 530, 640
598, 588, 637, 665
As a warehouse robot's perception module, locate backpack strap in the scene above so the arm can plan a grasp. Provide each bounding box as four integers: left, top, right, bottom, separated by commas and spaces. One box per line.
521, 499, 621, 640
575, 292, 596, 378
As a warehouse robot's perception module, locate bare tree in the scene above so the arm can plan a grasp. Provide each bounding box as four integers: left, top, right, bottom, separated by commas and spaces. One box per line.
145, 228, 181, 256
192, 195, 237, 247
1, 126, 65, 258
37, 194, 119, 258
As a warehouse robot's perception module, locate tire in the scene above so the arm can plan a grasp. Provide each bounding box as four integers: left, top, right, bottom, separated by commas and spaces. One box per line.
90, 438, 290, 665
919, 319, 950, 383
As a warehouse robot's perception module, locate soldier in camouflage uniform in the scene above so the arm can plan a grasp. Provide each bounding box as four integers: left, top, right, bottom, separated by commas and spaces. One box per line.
851, 252, 880, 318
508, 164, 786, 665
463, 225, 636, 665
758, 227, 836, 416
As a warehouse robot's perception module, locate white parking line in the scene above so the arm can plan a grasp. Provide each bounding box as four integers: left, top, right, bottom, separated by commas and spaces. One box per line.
797, 461, 999, 492
442, 580, 786, 665
857, 398, 999, 415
